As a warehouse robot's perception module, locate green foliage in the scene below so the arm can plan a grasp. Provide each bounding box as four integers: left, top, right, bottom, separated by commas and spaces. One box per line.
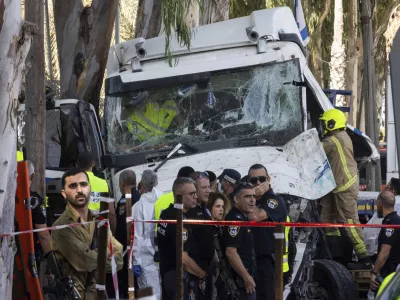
230, 0, 266, 19
162, 0, 203, 66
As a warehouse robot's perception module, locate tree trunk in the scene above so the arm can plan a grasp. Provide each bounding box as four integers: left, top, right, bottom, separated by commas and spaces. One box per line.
25, 0, 46, 199
346, 0, 358, 126
135, 0, 162, 38
361, 0, 381, 191
0, 0, 33, 297
53, 0, 118, 111
200, 0, 229, 25
329, 0, 346, 105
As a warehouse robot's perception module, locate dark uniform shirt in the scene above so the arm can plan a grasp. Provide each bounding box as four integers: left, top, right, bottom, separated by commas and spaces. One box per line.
30, 191, 47, 253
157, 204, 194, 276
186, 204, 215, 270
114, 189, 141, 248
251, 189, 287, 257
378, 211, 400, 276
223, 206, 254, 273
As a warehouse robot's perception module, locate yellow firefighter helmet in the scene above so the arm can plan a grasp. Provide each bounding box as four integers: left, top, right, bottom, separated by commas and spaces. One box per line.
319, 108, 347, 135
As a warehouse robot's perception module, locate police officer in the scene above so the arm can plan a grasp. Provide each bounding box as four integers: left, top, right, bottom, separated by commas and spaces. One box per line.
109, 169, 140, 299
187, 171, 214, 299
247, 164, 287, 300
27, 161, 53, 266
370, 191, 400, 292
224, 182, 257, 300
157, 177, 206, 300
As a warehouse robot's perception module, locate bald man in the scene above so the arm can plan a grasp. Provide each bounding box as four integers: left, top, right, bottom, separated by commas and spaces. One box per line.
370, 191, 400, 291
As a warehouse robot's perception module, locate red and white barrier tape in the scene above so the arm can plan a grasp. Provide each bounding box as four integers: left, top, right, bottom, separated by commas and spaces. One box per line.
3, 217, 400, 239
126, 217, 400, 229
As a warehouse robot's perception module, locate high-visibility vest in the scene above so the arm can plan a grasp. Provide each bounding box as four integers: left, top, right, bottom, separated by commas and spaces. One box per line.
87, 172, 109, 213
377, 272, 396, 297
127, 100, 178, 142
154, 191, 174, 231
283, 216, 290, 273
17, 151, 24, 162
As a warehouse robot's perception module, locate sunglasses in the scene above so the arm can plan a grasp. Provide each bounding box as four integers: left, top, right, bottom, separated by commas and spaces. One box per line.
193, 171, 209, 180
249, 176, 267, 185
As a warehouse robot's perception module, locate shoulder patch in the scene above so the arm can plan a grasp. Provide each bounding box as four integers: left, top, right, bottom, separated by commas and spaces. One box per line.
386, 228, 394, 238
183, 228, 188, 243
119, 206, 125, 216
267, 199, 278, 209
229, 226, 240, 237
40, 204, 47, 218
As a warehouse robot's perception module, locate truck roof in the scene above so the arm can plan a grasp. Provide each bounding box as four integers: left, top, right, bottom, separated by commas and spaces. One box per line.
109, 7, 302, 66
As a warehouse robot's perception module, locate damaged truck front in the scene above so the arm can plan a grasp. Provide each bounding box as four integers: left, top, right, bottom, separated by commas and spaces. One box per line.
102, 7, 378, 299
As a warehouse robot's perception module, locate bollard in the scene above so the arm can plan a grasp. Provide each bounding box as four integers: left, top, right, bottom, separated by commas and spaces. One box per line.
175, 194, 183, 300
126, 193, 135, 299
274, 223, 285, 300
96, 200, 109, 299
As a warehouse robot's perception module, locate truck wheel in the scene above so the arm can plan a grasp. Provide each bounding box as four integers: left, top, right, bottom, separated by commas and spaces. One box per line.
311, 259, 357, 300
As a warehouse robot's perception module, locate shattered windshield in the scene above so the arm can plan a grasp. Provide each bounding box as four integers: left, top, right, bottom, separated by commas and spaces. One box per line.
105, 59, 303, 154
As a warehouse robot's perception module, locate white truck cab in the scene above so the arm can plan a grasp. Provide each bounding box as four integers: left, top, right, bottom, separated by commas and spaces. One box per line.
103, 7, 378, 200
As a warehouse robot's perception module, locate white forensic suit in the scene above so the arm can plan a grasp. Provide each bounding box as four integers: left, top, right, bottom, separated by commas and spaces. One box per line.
132, 188, 162, 300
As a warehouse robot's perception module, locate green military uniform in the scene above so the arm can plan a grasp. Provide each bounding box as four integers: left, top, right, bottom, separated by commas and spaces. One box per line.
87, 171, 109, 214
52, 205, 123, 299
320, 130, 367, 258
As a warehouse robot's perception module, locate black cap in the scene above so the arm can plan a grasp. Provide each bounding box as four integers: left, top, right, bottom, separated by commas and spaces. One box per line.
177, 166, 195, 178
205, 171, 217, 182
218, 169, 241, 185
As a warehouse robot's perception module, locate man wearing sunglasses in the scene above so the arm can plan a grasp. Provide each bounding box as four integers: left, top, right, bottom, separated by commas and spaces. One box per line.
187, 171, 215, 299
224, 182, 257, 299
247, 164, 287, 300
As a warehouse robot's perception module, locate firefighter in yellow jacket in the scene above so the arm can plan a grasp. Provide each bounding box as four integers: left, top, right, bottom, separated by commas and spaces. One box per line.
126, 97, 179, 143
319, 109, 371, 270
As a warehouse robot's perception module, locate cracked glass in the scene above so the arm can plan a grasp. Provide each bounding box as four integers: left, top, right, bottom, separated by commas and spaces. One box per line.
105, 59, 303, 154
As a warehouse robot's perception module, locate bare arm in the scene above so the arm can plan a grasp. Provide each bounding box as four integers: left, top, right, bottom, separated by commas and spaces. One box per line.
373, 244, 392, 274
34, 224, 52, 255
226, 247, 255, 293
182, 251, 206, 279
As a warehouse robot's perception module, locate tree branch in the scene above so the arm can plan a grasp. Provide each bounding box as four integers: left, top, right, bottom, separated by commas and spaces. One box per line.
318, 0, 332, 32
373, 1, 400, 52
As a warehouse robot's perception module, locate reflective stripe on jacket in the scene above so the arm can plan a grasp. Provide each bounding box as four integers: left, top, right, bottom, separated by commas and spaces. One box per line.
283, 216, 290, 273
127, 100, 178, 142
321, 130, 358, 193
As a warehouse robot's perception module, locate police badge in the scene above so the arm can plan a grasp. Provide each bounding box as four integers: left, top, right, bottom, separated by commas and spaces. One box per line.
229, 226, 239, 237
183, 228, 188, 243
386, 228, 394, 238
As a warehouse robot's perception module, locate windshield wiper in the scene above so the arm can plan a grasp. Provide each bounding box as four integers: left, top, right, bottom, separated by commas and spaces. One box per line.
154, 143, 183, 172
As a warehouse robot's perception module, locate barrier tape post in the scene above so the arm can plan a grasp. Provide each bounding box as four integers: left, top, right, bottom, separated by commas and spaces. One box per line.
274, 224, 285, 300
125, 193, 135, 300
96, 199, 110, 300
137, 287, 155, 299
175, 195, 183, 300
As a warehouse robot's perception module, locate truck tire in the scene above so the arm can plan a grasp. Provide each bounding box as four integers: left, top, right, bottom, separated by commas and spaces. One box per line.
311, 259, 358, 300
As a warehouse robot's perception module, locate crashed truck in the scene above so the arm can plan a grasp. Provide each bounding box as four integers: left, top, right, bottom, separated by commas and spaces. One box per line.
43, 7, 380, 300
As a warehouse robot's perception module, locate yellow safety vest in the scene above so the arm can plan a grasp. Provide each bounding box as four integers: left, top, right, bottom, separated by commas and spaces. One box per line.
283, 216, 290, 273
87, 172, 109, 213
154, 191, 174, 231
376, 272, 396, 297
127, 100, 178, 142
17, 151, 24, 162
